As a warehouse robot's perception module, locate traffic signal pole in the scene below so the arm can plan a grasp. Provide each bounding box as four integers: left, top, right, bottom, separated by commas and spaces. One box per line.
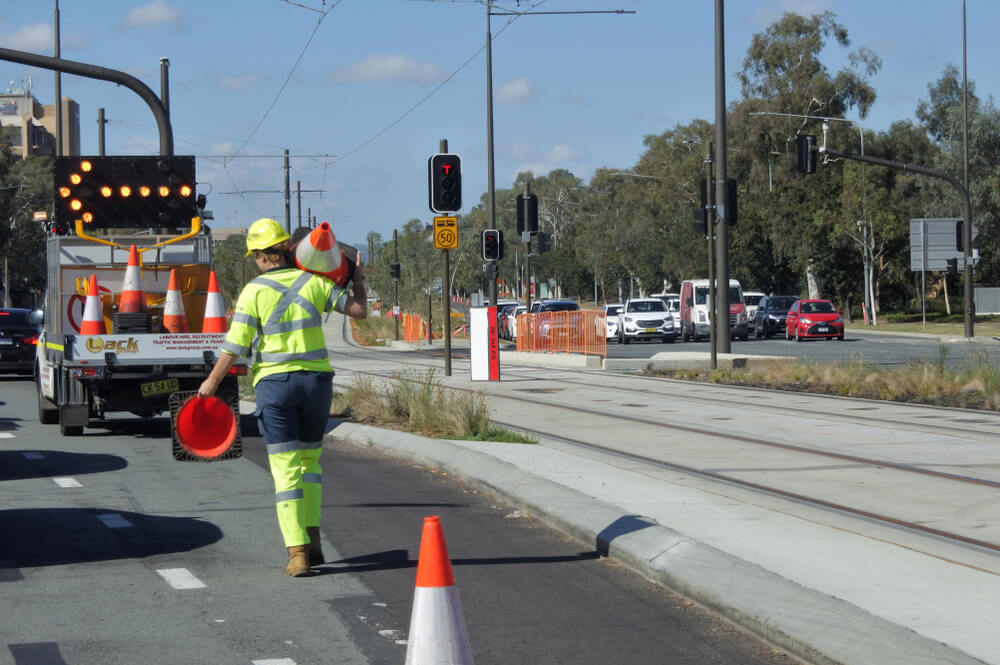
713, 0, 731, 356
441, 138, 452, 377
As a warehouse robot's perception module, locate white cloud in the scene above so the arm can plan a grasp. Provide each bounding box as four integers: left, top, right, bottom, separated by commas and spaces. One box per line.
213, 73, 258, 92
1, 23, 53, 51
119, 1, 184, 30
327, 54, 446, 85
496, 78, 532, 104
504, 143, 586, 179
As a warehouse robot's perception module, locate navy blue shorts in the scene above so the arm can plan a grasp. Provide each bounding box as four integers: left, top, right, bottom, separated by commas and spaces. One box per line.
254, 371, 334, 444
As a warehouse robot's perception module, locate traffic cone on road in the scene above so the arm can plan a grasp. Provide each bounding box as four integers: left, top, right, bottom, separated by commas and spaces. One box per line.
162, 268, 188, 333
202, 271, 227, 333
118, 244, 146, 313
295, 222, 350, 286
80, 274, 106, 335
404, 516, 473, 665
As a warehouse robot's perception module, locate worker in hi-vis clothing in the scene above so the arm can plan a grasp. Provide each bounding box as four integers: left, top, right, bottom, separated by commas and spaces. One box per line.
198, 217, 367, 577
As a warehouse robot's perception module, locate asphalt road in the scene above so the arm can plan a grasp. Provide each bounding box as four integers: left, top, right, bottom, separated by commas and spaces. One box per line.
1, 376, 797, 665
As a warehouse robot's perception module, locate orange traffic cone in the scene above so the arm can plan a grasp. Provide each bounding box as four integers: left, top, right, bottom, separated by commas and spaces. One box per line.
404, 516, 473, 665
295, 222, 350, 286
162, 268, 188, 333
202, 271, 227, 333
80, 274, 107, 335
118, 244, 146, 313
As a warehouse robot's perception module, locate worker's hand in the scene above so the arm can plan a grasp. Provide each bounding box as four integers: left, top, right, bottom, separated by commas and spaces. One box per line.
197, 376, 219, 399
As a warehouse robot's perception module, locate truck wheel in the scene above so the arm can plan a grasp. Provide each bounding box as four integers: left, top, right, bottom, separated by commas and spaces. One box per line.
59, 421, 83, 436
36, 369, 59, 425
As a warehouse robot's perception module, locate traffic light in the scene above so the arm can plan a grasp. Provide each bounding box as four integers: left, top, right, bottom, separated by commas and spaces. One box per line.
390, 262, 401, 279
692, 208, 707, 236
726, 178, 737, 226
956, 219, 964, 252
536, 231, 552, 253
54, 156, 198, 230
428, 153, 462, 213
482, 229, 503, 261
796, 135, 817, 174
946, 258, 958, 273
516, 193, 538, 235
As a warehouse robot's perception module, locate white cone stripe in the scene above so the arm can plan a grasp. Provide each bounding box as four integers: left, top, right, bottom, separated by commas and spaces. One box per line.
204, 292, 226, 318
404, 586, 473, 665
164, 289, 185, 315
297, 243, 341, 272
82, 293, 103, 322
122, 264, 142, 292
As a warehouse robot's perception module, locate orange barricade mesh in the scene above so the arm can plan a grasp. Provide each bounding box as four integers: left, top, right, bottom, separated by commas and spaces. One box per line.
403, 314, 426, 342
515, 310, 606, 357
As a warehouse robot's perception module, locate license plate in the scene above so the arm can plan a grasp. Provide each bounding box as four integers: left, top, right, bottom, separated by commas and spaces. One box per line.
140, 378, 179, 398
644, 328, 657, 333
817, 327, 829, 333
0, 338, 12, 346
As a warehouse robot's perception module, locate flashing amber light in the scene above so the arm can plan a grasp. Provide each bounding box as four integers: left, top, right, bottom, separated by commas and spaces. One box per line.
119, 185, 132, 197
58, 186, 71, 198
100, 185, 113, 198
179, 184, 193, 197
82, 212, 94, 223
70, 199, 83, 211
70, 173, 82, 185
80, 160, 93, 172
139, 186, 152, 197
158, 186, 170, 197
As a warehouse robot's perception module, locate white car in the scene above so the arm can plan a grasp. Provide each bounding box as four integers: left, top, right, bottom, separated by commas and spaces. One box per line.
618, 298, 676, 344
664, 297, 681, 328
602, 303, 623, 340
743, 291, 766, 328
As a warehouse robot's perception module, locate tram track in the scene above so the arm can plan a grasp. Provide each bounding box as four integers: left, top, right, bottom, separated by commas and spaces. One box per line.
329, 339, 1000, 560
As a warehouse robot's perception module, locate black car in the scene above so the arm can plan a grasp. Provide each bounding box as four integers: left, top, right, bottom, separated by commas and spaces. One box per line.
750, 295, 798, 339
0, 308, 42, 375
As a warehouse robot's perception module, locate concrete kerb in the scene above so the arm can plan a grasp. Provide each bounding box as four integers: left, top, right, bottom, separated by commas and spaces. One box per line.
327, 421, 985, 665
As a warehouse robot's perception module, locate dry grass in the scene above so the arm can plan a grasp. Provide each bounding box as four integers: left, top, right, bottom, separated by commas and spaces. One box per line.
331, 369, 533, 442
655, 350, 1000, 410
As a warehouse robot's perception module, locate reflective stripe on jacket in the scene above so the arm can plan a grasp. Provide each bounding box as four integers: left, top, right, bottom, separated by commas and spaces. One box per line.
222, 267, 348, 384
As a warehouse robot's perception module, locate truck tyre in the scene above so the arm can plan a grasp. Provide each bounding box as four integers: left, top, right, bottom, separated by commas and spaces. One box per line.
59, 420, 83, 436
37, 381, 58, 425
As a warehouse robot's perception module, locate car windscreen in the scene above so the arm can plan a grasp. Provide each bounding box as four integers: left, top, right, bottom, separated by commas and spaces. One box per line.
801, 301, 836, 314
769, 297, 797, 311
0, 309, 36, 330
606, 306, 622, 315
744, 294, 763, 306
627, 301, 665, 313
541, 302, 579, 312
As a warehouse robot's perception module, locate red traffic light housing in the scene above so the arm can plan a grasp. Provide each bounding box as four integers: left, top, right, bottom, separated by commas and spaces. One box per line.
429, 153, 462, 213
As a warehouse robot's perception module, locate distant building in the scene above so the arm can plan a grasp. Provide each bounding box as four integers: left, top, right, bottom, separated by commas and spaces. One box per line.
0, 79, 80, 158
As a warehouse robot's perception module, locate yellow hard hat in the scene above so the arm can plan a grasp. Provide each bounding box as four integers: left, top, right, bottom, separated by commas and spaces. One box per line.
245, 218, 290, 256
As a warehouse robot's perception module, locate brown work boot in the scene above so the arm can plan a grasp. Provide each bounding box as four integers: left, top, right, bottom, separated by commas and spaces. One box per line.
306, 526, 325, 565
284, 545, 310, 577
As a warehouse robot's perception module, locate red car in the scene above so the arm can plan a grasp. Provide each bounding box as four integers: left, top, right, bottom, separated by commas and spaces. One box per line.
785, 299, 844, 341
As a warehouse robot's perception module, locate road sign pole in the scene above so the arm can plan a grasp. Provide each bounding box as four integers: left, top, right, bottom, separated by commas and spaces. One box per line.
444, 248, 451, 376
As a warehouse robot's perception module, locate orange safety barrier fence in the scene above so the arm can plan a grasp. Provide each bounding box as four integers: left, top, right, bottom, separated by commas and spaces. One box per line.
514, 310, 606, 357
402, 313, 427, 342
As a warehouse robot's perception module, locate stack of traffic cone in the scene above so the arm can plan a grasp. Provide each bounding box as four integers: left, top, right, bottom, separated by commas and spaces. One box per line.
202, 271, 227, 333
80, 274, 107, 335
118, 244, 146, 313
404, 516, 473, 665
162, 268, 188, 333
295, 222, 350, 286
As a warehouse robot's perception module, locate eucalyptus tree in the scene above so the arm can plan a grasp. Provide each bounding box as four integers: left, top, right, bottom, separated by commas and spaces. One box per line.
0, 154, 50, 308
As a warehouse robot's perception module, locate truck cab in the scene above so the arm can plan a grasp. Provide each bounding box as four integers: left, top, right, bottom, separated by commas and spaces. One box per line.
679, 279, 748, 341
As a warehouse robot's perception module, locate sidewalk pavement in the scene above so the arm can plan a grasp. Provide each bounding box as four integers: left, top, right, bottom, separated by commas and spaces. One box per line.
323, 315, 992, 665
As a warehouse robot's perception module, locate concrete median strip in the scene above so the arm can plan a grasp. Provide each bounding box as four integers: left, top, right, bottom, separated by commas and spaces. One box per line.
329, 421, 987, 665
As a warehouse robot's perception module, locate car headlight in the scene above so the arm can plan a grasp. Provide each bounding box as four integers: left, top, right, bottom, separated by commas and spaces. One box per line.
800, 317, 813, 325
737, 311, 747, 323
624, 316, 634, 323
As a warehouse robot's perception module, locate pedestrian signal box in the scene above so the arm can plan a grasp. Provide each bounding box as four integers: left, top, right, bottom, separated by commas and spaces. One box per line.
54, 156, 198, 230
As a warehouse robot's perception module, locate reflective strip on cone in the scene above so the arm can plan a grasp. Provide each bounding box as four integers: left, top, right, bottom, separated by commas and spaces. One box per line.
80, 273, 107, 335
404, 516, 473, 665
162, 268, 188, 333
202, 271, 227, 333
295, 222, 350, 286
119, 244, 146, 313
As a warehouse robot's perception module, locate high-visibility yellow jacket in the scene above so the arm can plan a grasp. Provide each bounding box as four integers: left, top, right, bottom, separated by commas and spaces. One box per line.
221, 267, 349, 385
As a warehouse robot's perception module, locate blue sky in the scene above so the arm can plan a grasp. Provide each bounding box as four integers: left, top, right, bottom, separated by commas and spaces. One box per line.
1, 1, 993, 247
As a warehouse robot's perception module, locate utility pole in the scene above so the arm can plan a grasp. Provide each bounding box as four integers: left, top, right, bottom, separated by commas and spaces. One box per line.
713, 0, 731, 356
393, 229, 400, 341
705, 143, 717, 370
283, 149, 291, 233
54, 0, 62, 157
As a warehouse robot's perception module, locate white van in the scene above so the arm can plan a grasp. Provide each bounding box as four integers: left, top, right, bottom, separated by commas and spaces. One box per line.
743, 291, 766, 326
679, 279, 748, 341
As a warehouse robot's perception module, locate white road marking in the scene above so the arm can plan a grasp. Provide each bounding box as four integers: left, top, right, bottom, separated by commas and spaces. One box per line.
53, 477, 82, 487
156, 568, 207, 590
0, 432, 14, 438
22, 452, 44, 459
96, 513, 132, 528
252, 660, 297, 665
